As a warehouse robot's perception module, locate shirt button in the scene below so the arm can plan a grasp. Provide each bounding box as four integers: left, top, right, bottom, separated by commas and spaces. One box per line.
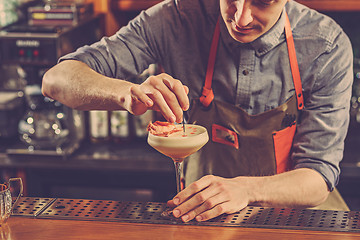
242, 69, 249, 76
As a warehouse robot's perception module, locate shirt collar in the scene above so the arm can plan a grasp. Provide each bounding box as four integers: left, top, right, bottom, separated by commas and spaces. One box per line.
220, 8, 287, 55
251, 9, 286, 56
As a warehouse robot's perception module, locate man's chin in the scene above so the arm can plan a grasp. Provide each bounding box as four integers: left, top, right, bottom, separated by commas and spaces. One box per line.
230, 33, 258, 43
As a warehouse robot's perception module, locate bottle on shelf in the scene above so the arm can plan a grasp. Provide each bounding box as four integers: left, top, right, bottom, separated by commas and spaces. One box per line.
110, 110, 130, 142
89, 110, 110, 143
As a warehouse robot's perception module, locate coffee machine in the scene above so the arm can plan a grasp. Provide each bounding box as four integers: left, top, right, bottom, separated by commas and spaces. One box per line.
0, 3, 103, 157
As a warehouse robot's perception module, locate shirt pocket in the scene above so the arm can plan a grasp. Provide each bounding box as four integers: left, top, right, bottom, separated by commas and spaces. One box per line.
272, 123, 296, 174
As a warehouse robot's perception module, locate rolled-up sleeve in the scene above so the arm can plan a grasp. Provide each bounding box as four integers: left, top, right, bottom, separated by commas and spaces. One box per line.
293, 30, 353, 191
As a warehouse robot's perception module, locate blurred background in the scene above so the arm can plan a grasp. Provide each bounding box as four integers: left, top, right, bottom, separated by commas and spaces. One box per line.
0, 0, 359, 210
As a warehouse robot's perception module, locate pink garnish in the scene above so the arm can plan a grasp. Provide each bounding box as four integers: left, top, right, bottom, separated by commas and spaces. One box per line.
147, 121, 182, 137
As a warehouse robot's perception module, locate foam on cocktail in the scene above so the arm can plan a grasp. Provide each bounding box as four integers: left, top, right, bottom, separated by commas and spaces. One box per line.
148, 124, 209, 161
166, 125, 201, 137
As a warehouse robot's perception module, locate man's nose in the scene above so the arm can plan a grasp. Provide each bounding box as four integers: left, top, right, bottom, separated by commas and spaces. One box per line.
234, 1, 253, 27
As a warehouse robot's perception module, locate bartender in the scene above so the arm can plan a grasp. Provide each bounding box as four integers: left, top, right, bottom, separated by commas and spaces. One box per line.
42, 0, 353, 222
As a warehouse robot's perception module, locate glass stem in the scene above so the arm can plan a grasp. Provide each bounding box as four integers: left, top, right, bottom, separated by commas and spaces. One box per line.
173, 160, 183, 193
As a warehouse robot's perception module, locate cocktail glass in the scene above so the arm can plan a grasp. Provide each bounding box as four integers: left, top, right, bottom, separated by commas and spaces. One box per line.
147, 124, 209, 216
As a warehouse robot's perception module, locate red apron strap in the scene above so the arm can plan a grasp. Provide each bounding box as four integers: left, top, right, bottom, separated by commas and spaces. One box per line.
284, 13, 304, 110
200, 19, 220, 107
200, 13, 303, 110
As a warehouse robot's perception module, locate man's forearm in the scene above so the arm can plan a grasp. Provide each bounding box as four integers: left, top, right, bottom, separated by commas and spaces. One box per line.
246, 168, 329, 208
42, 60, 133, 111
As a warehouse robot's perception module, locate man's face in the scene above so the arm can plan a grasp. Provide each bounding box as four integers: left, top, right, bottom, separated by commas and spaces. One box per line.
220, 0, 288, 43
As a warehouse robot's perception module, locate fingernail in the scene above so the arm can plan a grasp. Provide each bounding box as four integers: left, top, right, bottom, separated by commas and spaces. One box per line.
182, 214, 189, 222
196, 215, 203, 222
183, 105, 189, 111
173, 209, 180, 218
173, 198, 180, 205
169, 115, 176, 123
146, 99, 153, 107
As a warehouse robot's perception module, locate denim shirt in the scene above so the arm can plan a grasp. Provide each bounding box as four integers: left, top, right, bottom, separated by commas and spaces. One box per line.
60, 0, 353, 190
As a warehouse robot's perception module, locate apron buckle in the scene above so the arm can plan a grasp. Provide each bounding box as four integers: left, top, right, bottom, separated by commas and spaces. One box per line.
200, 87, 214, 107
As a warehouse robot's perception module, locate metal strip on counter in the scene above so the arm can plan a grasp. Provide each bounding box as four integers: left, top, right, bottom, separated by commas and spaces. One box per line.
12, 197, 56, 217
12, 197, 360, 232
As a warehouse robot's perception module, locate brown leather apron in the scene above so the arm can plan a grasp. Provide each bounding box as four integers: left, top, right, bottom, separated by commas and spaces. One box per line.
183, 13, 349, 211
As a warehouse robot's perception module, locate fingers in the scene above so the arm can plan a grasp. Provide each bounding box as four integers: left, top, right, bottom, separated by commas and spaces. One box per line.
194, 201, 238, 222
129, 85, 153, 108
137, 73, 189, 123
171, 175, 219, 220
174, 189, 227, 222
162, 75, 190, 111
170, 175, 247, 222
148, 78, 181, 123
166, 199, 176, 208
173, 175, 215, 206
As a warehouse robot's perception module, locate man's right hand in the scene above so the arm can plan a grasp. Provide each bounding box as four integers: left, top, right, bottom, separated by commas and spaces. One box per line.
126, 73, 189, 123
42, 60, 189, 123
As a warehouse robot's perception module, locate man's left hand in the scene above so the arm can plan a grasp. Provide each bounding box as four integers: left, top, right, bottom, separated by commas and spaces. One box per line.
167, 175, 252, 222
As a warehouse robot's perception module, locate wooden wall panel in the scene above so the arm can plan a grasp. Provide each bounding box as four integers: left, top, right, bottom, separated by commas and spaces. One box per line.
296, 0, 360, 11
91, 0, 360, 35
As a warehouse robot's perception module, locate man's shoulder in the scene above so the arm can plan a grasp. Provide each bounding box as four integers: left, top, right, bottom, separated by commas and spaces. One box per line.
147, 0, 218, 14
143, 0, 218, 26
286, 1, 344, 45
174, 0, 218, 12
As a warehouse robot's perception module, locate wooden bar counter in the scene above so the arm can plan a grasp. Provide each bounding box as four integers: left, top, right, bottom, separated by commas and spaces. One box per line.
1, 216, 359, 240
0, 197, 358, 239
